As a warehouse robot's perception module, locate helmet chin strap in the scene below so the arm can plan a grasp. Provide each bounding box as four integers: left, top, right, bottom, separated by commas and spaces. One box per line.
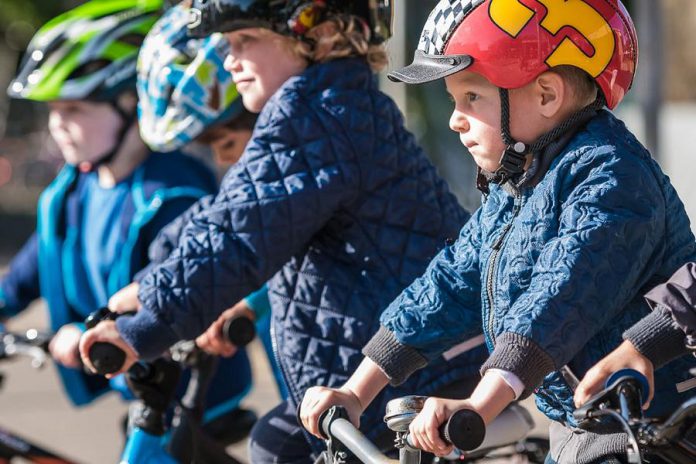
78, 101, 136, 173
478, 88, 606, 193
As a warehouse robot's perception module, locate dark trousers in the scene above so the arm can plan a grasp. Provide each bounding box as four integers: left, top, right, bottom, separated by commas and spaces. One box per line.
248, 401, 316, 464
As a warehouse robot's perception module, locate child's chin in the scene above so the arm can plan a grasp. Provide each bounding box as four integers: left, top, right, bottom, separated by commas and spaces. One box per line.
241, 94, 266, 113
471, 154, 498, 173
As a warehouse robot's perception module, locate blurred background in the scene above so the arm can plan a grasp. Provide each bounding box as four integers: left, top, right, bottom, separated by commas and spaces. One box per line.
0, 0, 695, 461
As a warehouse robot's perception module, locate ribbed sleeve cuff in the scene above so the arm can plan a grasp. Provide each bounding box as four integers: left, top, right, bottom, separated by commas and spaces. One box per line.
362, 326, 428, 386
116, 309, 179, 360
480, 332, 555, 399
623, 305, 687, 368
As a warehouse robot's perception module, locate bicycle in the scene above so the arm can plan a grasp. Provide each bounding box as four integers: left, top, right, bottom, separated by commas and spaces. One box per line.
574, 368, 696, 464
0, 328, 79, 463
0, 310, 257, 463
315, 395, 548, 464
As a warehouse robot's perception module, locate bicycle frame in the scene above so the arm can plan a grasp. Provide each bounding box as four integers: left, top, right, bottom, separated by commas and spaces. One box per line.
0, 424, 79, 464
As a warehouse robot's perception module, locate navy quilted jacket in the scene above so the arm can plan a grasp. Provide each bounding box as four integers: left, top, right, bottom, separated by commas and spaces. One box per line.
117, 58, 486, 436
378, 111, 696, 425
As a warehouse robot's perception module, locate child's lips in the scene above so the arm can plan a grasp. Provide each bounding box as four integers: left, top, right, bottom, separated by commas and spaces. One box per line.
234, 78, 254, 90
459, 135, 477, 150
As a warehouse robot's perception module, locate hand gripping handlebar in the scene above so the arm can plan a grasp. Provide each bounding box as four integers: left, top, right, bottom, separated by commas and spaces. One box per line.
85, 308, 257, 375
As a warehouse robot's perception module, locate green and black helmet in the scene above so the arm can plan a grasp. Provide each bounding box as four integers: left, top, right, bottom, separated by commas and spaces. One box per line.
8, 0, 163, 102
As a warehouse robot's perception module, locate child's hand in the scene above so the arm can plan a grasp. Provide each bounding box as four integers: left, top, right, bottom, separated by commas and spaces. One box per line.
574, 340, 655, 409
78, 320, 138, 378
299, 386, 364, 439
49, 324, 83, 368
108, 282, 141, 313
195, 300, 255, 357
409, 370, 516, 455
408, 397, 475, 456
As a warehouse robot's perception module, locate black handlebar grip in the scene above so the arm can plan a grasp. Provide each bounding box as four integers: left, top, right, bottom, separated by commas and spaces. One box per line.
440, 409, 486, 451
89, 342, 126, 375
222, 316, 256, 347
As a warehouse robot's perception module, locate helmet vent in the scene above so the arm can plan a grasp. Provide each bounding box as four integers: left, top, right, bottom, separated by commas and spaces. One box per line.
69, 59, 111, 80
208, 79, 221, 111
118, 32, 146, 48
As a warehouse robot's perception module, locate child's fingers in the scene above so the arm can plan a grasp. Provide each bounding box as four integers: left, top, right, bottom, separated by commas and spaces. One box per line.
409, 415, 438, 454
424, 421, 451, 456
299, 387, 326, 438
573, 370, 605, 407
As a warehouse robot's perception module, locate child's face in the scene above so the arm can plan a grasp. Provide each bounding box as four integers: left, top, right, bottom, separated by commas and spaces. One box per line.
224, 28, 307, 113
206, 126, 253, 167
47, 100, 122, 166
445, 71, 541, 173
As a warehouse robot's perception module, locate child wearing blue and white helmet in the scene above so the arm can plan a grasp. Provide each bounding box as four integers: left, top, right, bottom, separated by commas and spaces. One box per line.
122, 3, 286, 399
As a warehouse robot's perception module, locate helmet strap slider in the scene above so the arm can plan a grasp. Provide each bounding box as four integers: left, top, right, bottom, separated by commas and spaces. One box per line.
493, 142, 528, 185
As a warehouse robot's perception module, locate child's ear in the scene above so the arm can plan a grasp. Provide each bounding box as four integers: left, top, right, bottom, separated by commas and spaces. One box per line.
535, 72, 565, 118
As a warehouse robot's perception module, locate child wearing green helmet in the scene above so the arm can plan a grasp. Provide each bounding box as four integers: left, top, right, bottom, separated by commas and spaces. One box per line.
0, 0, 253, 436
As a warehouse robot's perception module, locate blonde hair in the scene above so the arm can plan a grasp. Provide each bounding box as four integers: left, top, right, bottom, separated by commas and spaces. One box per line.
293, 15, 388, 73
551, 65, 599, 107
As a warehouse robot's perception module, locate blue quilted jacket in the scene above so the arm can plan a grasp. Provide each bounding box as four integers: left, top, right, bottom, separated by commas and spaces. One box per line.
117, 58, 487, 440
377, 110, 696, 425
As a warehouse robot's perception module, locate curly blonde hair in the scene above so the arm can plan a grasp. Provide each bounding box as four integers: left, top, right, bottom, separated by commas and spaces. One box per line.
293, 14, 388, 73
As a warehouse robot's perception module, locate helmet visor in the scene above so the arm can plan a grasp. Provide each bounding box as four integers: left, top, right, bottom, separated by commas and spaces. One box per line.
388, 50, 473, 84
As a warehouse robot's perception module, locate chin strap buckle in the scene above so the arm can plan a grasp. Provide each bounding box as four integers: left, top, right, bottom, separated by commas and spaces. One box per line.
493, 141, 528, 185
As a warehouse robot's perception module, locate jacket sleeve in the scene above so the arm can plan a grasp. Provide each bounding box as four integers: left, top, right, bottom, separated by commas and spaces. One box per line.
482, 148, 669, 397
622, 261, 696, 367
363, 208, 484, 385
622, 305, 687, 369
0, 233, 41, 319
644, 262, 696, 344
146, 195, 216, 266
118, 98, 360, 359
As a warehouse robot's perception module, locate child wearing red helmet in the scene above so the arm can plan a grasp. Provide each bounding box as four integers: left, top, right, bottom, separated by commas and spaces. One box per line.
301, 1, 696, 463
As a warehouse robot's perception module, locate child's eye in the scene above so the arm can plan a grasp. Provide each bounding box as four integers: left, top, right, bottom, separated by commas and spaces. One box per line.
63, 104, 82, 114
233, 35, 255, 50
465, 92, 479, 102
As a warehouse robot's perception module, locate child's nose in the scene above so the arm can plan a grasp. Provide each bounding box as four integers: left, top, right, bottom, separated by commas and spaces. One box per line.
48, 111, 67, 132
449, 111, 469, 133
223, 54, 240, 74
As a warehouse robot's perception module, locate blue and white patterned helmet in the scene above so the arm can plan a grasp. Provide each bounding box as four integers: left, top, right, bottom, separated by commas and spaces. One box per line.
136, 4, 243, 152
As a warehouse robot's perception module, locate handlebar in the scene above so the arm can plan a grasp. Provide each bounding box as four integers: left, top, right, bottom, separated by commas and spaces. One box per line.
437, 408, 486, 451
575, 369, 696, 464
317, 406, 487, 463
573, 368, 650, 427
0, 329, 53, 368
85, 309, 257, 375
222, 315, 257, 347
313, 399, 536, 463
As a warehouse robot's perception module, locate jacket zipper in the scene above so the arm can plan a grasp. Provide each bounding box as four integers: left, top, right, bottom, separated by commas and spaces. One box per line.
485, 195, 523, 348
270, 318, 298, 405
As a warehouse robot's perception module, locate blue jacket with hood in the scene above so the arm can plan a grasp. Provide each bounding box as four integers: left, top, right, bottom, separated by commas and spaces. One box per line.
370, 110, 696, 425
116, 58, 488, 444
0, 152, 251, 415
